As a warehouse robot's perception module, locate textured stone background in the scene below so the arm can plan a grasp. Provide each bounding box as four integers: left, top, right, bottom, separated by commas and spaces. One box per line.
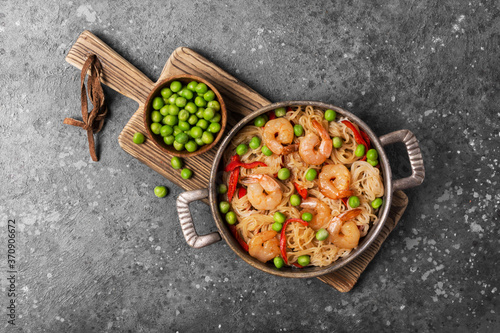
1, 0, 499, 332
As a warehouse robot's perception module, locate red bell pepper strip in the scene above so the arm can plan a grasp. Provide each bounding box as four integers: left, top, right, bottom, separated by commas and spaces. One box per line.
360, 130, 371, 150
292, 263, 303, 268
341, 197, 348, 206
293, 182, 308, 200
268, 111, 276, 120
280, 218, 309, 265
225, 161, 267, 172
227, 167, 240, 202
342, 120, 369, 161
238, 187, 247, 199
286, 107, 292, 112
229, 224, 249, 252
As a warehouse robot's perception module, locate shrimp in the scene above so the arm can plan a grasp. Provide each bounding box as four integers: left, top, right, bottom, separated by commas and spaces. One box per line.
300, 197, 332, 231
298, 120, 333, 165
241, 174, 282, 210
318, 164, 353, 200
262, 118, 295, 155
327, 209, 362, 249
248, 230, 280, 263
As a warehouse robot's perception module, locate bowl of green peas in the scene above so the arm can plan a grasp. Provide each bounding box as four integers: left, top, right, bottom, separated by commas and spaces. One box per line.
144, 74, 227, 157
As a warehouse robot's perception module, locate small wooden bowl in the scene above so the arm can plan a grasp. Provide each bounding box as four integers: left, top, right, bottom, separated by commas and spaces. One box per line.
143, 74, 227, 157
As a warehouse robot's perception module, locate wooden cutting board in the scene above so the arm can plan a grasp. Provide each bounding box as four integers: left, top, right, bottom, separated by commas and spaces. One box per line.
66, 30, 408, 292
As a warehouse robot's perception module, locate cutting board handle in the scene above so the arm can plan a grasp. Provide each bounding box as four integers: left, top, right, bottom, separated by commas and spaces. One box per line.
66, 30, 154, 105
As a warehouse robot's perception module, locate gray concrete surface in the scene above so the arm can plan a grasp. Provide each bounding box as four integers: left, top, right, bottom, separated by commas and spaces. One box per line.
1, 0, 499, 332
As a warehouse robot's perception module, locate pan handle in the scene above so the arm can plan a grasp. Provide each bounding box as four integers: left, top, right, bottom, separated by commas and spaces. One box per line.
65, 30, 154, 105
176, 189, 221, 248
379, 129, 425, 192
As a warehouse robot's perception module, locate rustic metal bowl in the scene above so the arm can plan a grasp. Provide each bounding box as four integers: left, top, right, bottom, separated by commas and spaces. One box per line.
143, 74, 227, 157
177, 101, 424, 278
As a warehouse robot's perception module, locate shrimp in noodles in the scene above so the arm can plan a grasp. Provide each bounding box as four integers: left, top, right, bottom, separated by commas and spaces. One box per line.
241, 174, 282, 210
248, 230, 280, 263
318, 164, 353, 200
300, 197, 331, 231
299, 120, 332, 165
222, 105, 385, 268
327, 209, 362, 249
262, 118, 295, 155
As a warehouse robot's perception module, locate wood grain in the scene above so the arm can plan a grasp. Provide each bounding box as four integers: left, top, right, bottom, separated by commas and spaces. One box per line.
66, 30, 409, 292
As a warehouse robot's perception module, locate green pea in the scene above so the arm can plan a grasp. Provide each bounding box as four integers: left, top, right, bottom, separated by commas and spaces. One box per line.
187, 81, 198, 91
173, 141, 184, 151
371, 198, 383, 209
160, 125, 173, 137
175, 132, 189, 144
152, 97, 164, 110
202, 131, 214, 145
133, 132, 145, 144
168, 105, 180, 116
236, 144, 248, 156
185, 102, 197, 114
355, 144, 366, 157
175, 97, 187, 108
150, 122, 162, 135
168, 93, 178, 105
161, 87, 173, 99
151, 111, 163, 123
170, 81, 182, 93
164, 115, 178, 126
208, 122, 221, 133
171, 156, 183, 169
315, 228, 329, 241
274, 256, 285, 269
211, 113, 222, 123
305, 168, 317, 181
294, 124, 304, 136
333, 137, 343, 148
181, 168, 193, 179
203, 107, 215, 121
207, 100, 220, 112
218, 184, 228, 194
301, 212, 313, 222
219, 201, 230, 214
366, 149, 378, 161
178, 109, 189, 122
274, 107, 286, 117
188, 115, 198, 126
195, 82, 208, 94
197, 119, 209, 130
182, 89, 194, 100
160, 105, 170, 116
225, 211, 237, 225
324, 109, 336, 121
195, 96, 207, 107
203, 90, 215, 102
249, 137, 261, 149
254, 115, 267, 127
290, 194, 301, 206
196, 108, 205, 119
278, 168, 291, 180
178, 121, 190, 132
185, 140, 198, 153
190, 126, 203, 139
348, 196, 360, 208
272, 222, 283, 232
164, 135, 175, 145
297, 255, 310, 266
273, 212, 286, 224
262, 145, 273, 156
154, 186, 168, 198
195, 137, 205, 146
367, 159, 379, 167
172, 126, 182, 136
